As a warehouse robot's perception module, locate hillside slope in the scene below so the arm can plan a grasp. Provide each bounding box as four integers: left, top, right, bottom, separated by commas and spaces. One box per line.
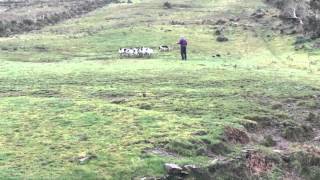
0, 0, 319, 179
0, 0, 114, 37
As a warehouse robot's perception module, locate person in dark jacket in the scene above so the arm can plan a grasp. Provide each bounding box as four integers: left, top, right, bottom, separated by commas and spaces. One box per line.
177, 37, 188, 60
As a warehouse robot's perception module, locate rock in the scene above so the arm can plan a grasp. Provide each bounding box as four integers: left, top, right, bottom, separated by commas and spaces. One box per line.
252, 9, 266, 18
139, 103, 152, 110
210, 159, 219, 166
280, 28, 297, 35
306, 112, 318, 122
273, 149, 283, 154
313, 136, 320, 142
215, 19, 227, 25
139, 177, 159, 180
271, 103, 282, 109
164, 163, 183, 175
110, 98, 127, 104
229, 17, 240, 22
212, 54, 221, 58
183, 164, 197, 171
216, 35, 229, 42
171, 20, 185, 25
202, 19, 216, 25
294, 44, 306, 51
142, 92, 147, 97
73, 152, 97, 165
295, 44, 305, 50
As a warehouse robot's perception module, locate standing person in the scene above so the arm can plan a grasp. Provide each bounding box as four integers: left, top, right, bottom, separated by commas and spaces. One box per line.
177, 36, 188, 60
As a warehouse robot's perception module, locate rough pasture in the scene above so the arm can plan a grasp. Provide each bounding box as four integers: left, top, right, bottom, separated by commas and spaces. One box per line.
0, 0, 319, 179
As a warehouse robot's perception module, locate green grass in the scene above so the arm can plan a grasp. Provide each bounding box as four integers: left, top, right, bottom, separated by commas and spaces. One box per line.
0, 0, 319, 179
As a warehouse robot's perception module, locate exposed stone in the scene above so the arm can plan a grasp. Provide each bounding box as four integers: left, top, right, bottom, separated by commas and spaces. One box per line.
164, 163, 183, 175
252, 9, 266, 18
133, 176, 162, 180
294, 44, 305, 50
280, 28, 297, 35
216, 35, 229, 42
215, 19, 227, 25
183, 164, 198, 172
229, 17, 240, 22
314, 136, 320, 142
70, 152, 97, 165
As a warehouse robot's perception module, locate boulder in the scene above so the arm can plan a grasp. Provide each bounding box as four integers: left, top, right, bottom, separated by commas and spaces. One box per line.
216, 35, 229, 42
164, 163, 183, 175
183, 164, 197, 171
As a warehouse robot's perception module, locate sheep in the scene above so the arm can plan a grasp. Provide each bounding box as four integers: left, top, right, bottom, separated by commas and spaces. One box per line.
118, 47, 154, 58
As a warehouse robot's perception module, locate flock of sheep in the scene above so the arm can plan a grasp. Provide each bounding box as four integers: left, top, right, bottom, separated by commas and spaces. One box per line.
118, 45, 170, 58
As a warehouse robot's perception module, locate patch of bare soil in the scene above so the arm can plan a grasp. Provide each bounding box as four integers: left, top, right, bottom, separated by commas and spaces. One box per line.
0, 0, 115, 37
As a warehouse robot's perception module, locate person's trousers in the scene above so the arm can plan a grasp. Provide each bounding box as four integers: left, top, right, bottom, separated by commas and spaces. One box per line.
180, 46, 187, 60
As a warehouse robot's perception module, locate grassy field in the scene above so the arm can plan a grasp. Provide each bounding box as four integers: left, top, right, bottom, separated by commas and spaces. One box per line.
0, 0, 319, 179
